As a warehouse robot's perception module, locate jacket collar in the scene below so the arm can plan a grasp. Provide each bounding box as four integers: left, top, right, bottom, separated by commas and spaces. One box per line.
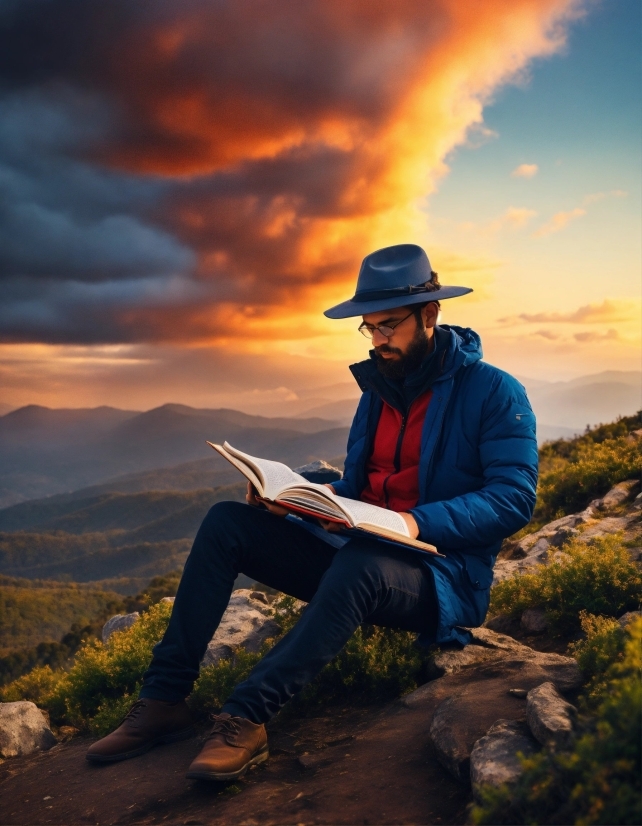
348, 325, 482, 411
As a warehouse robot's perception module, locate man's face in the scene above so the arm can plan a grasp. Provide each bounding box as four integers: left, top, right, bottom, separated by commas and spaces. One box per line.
361, 303, 438, 380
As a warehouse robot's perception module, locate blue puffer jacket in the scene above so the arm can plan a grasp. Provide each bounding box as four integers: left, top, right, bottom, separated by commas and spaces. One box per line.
332, 325, 538, 646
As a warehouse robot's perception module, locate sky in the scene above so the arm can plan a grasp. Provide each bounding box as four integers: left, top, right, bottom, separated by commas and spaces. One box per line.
0, 0, 639, 412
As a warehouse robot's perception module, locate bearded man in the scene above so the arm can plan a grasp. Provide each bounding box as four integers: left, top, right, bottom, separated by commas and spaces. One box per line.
87, 243, 538, 781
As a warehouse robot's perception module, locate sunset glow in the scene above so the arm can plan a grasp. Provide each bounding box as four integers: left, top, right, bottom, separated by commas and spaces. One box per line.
0, 0, 639, 410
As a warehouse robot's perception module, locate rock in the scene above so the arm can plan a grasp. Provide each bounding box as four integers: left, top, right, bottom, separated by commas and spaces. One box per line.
102, 612, 140, 644
593, 480, 639, 511
160, 596, 175, 604
520, 607, 548, 635
429, 696, 472, 780
414, 629, 582, 784
293, 460, 343, 484
619, 610, 642, 627
0, 702, 57, 758
526, 682, 576, 749
428, 627, 583, 692
483, 614, 516, 634
470, 720, 538, 802
201, 589, 281, 666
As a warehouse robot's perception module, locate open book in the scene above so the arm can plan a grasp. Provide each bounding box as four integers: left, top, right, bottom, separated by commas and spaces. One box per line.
208, 441, 439, 554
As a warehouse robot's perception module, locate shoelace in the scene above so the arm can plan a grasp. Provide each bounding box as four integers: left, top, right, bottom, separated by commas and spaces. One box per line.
205, 714, 241, 743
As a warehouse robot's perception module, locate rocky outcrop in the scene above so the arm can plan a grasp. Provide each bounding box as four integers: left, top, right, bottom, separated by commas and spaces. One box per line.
294, 460, 343, 484
470, 720, 538, 802
101, 612, 140, 644
493, 479, 641, 582
427, 627, 582, 691
201, 590, 281, 666
0, 702, 56, 758
526, 682, 576, 749
100, 590, 281, 666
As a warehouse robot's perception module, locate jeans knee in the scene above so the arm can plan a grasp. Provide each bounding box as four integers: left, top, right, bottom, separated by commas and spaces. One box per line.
328, 546, 388, 590
201, 500, 247, 531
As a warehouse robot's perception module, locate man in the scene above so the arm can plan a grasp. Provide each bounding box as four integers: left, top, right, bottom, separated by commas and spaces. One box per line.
87, 243, 538, 781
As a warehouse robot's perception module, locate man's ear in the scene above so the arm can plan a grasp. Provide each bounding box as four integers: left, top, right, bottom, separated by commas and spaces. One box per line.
422, 302, 439, 328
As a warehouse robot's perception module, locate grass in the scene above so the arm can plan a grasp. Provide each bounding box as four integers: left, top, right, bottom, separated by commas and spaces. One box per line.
489, 533, 642, 635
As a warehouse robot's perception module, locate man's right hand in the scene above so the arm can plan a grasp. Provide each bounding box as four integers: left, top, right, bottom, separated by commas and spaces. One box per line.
246, 482, 288, 517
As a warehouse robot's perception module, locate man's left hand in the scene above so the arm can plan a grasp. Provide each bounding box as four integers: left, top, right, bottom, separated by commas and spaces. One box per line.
400, 512, 420, 539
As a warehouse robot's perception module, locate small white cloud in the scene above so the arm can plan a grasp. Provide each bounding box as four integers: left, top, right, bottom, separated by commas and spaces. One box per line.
511, 163, 538, 179
501, 207, 538, 229
533, 207, 586, 238
583, 189, 628, 206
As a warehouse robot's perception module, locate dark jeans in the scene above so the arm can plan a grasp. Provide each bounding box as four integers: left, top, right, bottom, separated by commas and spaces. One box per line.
140, 501, 437, 723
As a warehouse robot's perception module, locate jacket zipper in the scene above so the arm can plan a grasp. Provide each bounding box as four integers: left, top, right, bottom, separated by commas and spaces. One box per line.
383, 404, 410, 508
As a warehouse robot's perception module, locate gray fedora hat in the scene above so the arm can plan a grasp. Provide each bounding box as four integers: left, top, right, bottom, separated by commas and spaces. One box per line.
324, 243, 472, 319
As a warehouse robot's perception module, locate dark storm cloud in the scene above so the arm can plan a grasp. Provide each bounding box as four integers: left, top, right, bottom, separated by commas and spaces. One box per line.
0, 0, 580, 344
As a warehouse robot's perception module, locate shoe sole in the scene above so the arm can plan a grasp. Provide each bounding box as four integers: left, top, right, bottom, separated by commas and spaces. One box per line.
185, 747, 269, 782
85, 725, 195, 764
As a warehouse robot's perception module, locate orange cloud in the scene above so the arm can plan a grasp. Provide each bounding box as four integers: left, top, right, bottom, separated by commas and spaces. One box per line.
504, 299, 639, 325
533, 206, 586, 237
511, 163, 539, 178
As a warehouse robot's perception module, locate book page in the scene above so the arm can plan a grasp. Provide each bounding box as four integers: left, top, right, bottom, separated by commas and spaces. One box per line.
222, 442, 307, 500
335, 495, 410, 536
207, 442, 264, 494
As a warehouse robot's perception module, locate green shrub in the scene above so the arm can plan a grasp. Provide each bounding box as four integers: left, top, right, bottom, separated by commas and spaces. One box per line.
489, 534, 642, 635
2, 591, 429, 733
569, 611, 628, 708
472, 617, 642, 825
536, 437, 641, 521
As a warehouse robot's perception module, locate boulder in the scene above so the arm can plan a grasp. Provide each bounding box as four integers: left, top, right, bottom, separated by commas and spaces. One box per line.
201, 589, 281, 666
102, 612, 140, 644
160, 596, 175, 604
0, 702, 57, 758
520, 607, 548, 635
429, 696, 471, 780
469, 720, 538, 802
526, 682, 576, 749
593, 479, 639, 511
619, 610, 642, 627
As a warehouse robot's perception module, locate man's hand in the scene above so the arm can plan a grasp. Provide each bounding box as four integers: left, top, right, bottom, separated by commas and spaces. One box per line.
317, 483, 341, 531
246, 482, 288, 517
400, 511, 420, 539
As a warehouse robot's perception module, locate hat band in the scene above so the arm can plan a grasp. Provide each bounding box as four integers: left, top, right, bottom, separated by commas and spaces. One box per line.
352, 282, 438, 302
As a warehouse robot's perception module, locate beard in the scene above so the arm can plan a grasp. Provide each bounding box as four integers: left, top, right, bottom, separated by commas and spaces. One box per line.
374, 323, 432, 380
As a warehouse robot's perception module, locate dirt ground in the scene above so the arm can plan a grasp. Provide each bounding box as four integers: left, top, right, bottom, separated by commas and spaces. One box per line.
0, 696, 471, 826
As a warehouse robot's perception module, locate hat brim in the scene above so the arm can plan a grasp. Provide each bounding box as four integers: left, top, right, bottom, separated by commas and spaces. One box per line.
323, 286, 473, 319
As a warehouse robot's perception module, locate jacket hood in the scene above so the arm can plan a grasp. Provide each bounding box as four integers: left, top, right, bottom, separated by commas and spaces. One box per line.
349, 324, 482, 397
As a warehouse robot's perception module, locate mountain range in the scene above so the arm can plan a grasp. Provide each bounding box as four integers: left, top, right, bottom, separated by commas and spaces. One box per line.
0, 370, 639, 509
0, 404, 348, 508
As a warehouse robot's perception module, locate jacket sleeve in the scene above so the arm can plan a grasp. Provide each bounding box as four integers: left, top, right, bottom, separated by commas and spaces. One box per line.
410, 375, 538, 551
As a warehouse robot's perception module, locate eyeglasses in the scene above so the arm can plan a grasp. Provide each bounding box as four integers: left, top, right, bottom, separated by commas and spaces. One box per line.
358, 311, 415, 339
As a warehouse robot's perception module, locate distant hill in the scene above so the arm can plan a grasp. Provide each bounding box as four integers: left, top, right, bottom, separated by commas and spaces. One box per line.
0, 403, 348, 508
0, 483, 249, 586
523, 371, 641, 430
0, 576, 124, 654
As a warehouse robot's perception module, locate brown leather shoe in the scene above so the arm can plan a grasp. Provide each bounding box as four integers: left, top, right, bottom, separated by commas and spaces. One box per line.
86, 698, 194, 763
186, 713, 268, 781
